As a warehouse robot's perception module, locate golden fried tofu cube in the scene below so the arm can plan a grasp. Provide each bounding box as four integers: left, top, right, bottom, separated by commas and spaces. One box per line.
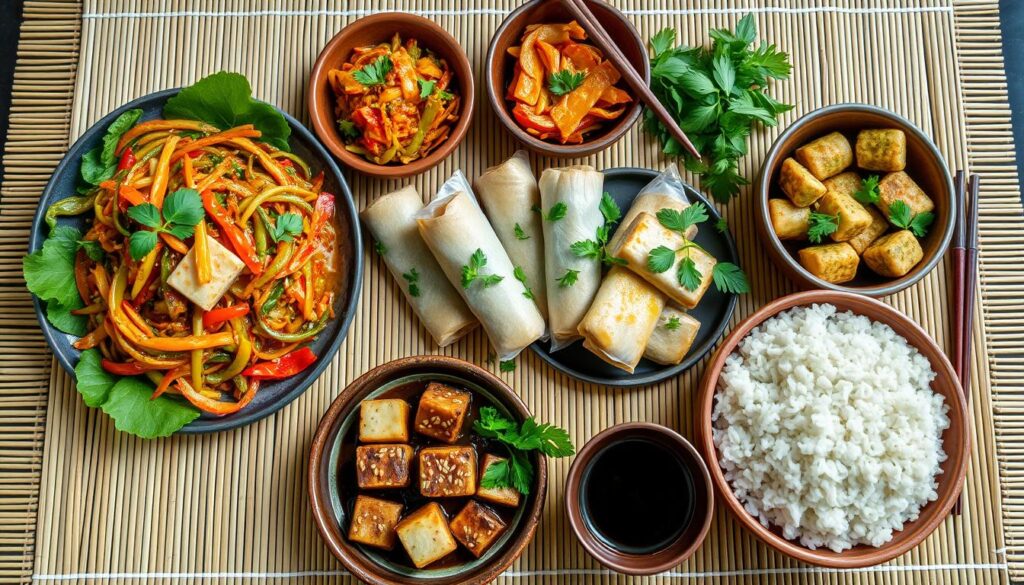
356, 444, 413, 489
863, 230, 924, 277
449, 501, 508, 558
798, 243, 860, 284
768, 198, 810, 240
359, 399, 410, 443
823, 171, 863, 198
475, 454, 521, 508
795, 131, 853, 180
414, 383, 471, 443
779, 157, 827, 207
856, 128, 907, 171
348, 495, 403, 550
395, 502, 458, 568
815, 190, 873, 242
877, 171, 935, 219
847, 206, 890, 255
644, 306, 700, 366
419, 446, 477, 498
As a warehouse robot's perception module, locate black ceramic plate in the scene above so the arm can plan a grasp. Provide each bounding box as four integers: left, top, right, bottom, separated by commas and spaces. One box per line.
530, 168, 739, 387
27, 88, 363, 433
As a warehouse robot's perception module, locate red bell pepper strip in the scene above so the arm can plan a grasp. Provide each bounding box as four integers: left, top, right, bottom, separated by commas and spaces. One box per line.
512, 103, 557, 133
201, 190, 263, 274
241, 347, 317, 380
117, 147, 136, 171
203, 303, 250, 330
177, 378, 259, 415
101, 359, 152, 376
282, 193, 335, 277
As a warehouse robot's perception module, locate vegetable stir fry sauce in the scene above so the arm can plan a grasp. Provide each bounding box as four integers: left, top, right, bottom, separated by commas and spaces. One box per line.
506, 21, 633, 144
50, 115, 340, 416
328, 34, 461, 165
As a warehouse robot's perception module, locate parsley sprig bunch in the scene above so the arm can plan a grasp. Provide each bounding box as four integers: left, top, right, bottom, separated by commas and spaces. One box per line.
888, 200, 934, 237
475, 407, 574, 495
645, 203, 751, 294
126, 188, 205, 260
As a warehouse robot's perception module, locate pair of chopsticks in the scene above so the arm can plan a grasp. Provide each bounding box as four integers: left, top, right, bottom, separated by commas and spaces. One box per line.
951, 171, 980, 516
559, 0, 701, 160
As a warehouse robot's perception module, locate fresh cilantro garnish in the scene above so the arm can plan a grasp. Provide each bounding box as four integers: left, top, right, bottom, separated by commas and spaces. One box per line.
513, 266, 535, 300
888, 200, 934, 237
23, 225, 87, 335
126, 188, 204, 260
513, 223, 530, 240
402, 267, 421, 297
337, 119, 360, 140
570, 239, 602, 259
499, 359, 516, 373
854, 175, 880, 204
657, 203, 708, 236
647, 245, 677, 273
541, 202, 567, 221
437, 88, 454, 101
461, 248, 504, 289
417, 78, 436, 99
665, 316, 682, 330
570, 192, 624, 266
712, 262, 751, 294
677, 256, 703, 290
647, 240, 750, 294
548, 70, 586, 96
715, 217, 729, 233
557, 269, 579, 288
474, 406, 574, 495
374, 241, 387, 255
599, 191, 622, 223
268, 212, 303, 243
807, 211, 839, 243
352, 55, 393, 86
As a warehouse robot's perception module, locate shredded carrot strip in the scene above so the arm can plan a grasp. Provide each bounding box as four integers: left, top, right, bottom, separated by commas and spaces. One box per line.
149, 135, 181, 208
115, 119, 215, 154
194, 220, 211, 284
170, 126, 261, 163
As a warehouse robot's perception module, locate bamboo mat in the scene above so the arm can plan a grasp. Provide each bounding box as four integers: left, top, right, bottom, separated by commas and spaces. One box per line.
1, 0, 1022, 583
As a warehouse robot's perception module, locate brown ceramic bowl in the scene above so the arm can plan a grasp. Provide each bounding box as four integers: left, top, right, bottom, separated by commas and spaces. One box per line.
308, 13, 474, 178
565, 423, 714, 575
485, 0, 649, 157
308, 356, 546, 585
696, 290, 970, 568
756, 104, 955, 297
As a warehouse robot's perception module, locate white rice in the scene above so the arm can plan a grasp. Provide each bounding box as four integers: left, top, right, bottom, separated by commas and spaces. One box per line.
711, 303, 949, 553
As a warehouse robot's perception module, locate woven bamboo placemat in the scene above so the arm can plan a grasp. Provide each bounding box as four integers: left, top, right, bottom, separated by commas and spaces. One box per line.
2, 0, 1023, 583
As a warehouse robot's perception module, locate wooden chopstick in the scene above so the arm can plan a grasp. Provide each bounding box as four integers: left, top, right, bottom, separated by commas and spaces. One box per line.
952, 173, 980, 516
559, 0, 701, 160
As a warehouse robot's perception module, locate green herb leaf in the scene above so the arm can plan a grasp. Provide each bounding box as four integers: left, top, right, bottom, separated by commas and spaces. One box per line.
80, 109, 143, 186
807, 211, 839, 243
657, 203, 708, 235
499, 359, 516, 373
650, 28, 676, 58
570, 239, 601, 260
513, 266, 535, 300
888, 200, 913, 229
162, 188, 205, 227
101, 376, 200, 439
337, 119, 360, 139
78, 240, 105, 261
556, 269, 579, 288
677, 255, 703, 291
647, 245, 677, 273
128, 230, 159, 260
712, 262, 751, 294
23, 226, 83, 311
542, 202, 567, 222
374, 241, 388, 255
417, 78, 436, 99
548, 70, 586, 96
665, 316, 682, 331
513, 223, 529, 240
400, 267, 421, 298
854, 175, 880, 204
353, 56, 393, 86
270, 212, 304, 243
715, 217, 729, 233
908, 211, 935, 237
461, 248, 503, 288
599, 192, 621, 224
46, 298, 87, 336
126, 203, 162, 228
712, 53, 736, 95
74, 349, 116, 407
473, 407, 573, 495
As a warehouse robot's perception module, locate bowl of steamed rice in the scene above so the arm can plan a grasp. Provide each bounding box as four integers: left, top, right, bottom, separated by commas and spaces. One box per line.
696, 290, 969, 568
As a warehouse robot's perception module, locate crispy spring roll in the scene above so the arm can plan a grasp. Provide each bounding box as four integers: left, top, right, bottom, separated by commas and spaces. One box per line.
610, 164, 697, 249
361, 186, 477, 347
577, 267, 666, 373
416, 191, 545, 359
539, 166, 604, 349
474, 152, 548, 320
644, 306, 700, 366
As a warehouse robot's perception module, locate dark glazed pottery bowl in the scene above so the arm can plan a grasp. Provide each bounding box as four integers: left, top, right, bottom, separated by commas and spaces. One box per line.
756, 103, 954, 297
485, 0, 648, 157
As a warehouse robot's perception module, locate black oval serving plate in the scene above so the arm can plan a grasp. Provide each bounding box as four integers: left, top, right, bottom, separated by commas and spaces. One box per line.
530, 167, 739, 387
28, 88, 363, 433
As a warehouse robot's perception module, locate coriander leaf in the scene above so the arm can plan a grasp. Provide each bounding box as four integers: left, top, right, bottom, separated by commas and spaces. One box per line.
126, 203, 162, 229
480, 457, 512, 489
677, 255, 703, 291
715, 217, 729, 233
556, 269, 579, 288
650, 28, 676, 58
46, 298, 87, 336
374, 241, 387, 255
570, 239, 602, 259
479, 274, 504, 287
888, 200, 913, 229
513, 223, 529, 240
735, 13, 757, 45
475, 406, 517, 435
665, 316, 682, 330
163, 71, 291, 151
437, 89, 454, 101
681, 103, 719, 133
653, 55, 690, 78
128, 230, 159, 260
23, 225, 83, 310
908, 211, 935, 237
513, 266, 535, 300
401, 267, 421, 297
161, 188, 204, 227
101, 377, 200, 439
657, 203, 708, 235
599, 191, 621, 223
514, 418, 575, 457
647, 245, 676, 273
337, 119, 360, 139
353, 56, 393, 86
508, 450, 534, 495
74, 349, 116, 407
270, 212, 304, 243
712, 53, 736, 95
166, 223, 196, 241
499, 359, 516, 373
472, 408, 573, 495
461, 248, 502, 288
542, 202, 567, 221
548, 70, 586, 96
417, 78, 436, 99
712, 262, 751, 294
727, 91, 776, 126
807, 211, 839, 243
854, 175, 880, 204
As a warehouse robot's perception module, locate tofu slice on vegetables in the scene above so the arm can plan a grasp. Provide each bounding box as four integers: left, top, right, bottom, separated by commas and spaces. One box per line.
795, 131, 853, 180
863, 230, 924, 277
395, 502, 458, 569
798, 243, 860, 284
166, 235, 244, 311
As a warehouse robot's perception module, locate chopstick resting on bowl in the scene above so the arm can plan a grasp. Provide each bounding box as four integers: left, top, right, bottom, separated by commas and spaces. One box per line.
559, 0, 701, 160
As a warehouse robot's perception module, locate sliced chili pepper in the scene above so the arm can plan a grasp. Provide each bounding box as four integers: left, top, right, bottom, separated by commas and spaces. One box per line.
203, 303, 250, 330
241, 347, 317, 380
177, 377, 258, 416
201, 190, 263, 274
117, 147, 136, 171
101, 359, 152, 376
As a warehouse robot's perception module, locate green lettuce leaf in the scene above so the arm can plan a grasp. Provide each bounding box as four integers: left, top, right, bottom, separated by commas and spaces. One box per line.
74, 349, 115, 407
100, 377, 200, 439
46, 298, 87, 336
80, 108, 143, 186
24, 226, 83, 311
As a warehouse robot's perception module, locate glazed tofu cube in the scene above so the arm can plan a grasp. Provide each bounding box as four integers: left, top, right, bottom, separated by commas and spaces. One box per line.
644, 306, 700, 366
798, 243, 860, 284
395, 502, 458, 568
863, 230, 924, 277
475, 454, 521, 508
347, 495, 403, 550
356, 444, 413, 489
768, 198, 810, 240
877, 171, 935, 219
823, 171, 863, 199
856, 129, 907, 171
847, 206, 890, 255
359, 399, 410, 443
414, 383, 471, 443
419, 446, 477, 498
167, 235, 245, 311
449, 501, 508, 558
779, 157, 827, 207
795, 131, 853, 180
815, 190, 872, 242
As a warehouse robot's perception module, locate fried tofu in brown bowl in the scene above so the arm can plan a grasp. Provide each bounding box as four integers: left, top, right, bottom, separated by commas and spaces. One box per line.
756, 103, 954, 297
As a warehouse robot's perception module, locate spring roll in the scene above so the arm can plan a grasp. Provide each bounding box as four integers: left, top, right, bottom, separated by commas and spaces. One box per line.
361, 186, 477, 347
577, 267, 666, 373
644, 306, 700, 366
610, 164, 697, 249
474, 152, 548, 319
416, 191, 545, 359
538, 166, 604, 349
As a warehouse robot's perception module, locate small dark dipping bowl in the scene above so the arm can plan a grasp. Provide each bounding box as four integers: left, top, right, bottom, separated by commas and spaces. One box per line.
308, 356, 547, 585
486, 0, 649, 157
565, 423, 713, 576
757, 103, 954, 297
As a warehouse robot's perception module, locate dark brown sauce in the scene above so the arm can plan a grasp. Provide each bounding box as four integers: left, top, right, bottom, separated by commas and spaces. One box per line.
580, 439, 694, 554
338, 379, 516, 570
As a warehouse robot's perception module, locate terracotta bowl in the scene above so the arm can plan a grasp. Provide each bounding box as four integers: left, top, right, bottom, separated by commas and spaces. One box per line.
756, 103, 955, 297
308, 356, 546, 585
485, 0, 648, 157
696, 290, 970, 568
564, 423, 714, 575
308, 13, 474, 178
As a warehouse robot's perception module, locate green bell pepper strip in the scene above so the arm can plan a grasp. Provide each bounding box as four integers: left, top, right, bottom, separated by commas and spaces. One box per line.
255, 311, 329, 343
46, 194, 96, 229
206, 319, 253, 385
402, 97, 442, 158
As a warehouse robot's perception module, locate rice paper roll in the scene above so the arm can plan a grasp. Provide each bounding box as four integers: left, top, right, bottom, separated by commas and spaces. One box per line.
416, 190, 545, 359
361, 185, 477, 347
644, 306, 700, 366
539, 165, 604, 349
610, 163, 696, 249
474, 151, 548, 319
577, 267, 666, 373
